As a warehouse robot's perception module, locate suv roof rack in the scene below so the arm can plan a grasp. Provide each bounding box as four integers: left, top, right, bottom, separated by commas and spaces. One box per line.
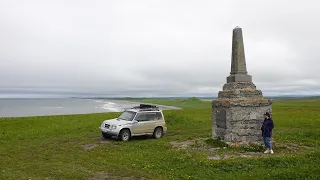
132, 104, 160, 111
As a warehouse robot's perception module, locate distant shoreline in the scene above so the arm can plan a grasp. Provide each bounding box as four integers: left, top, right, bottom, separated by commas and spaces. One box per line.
0, 98, 181, 118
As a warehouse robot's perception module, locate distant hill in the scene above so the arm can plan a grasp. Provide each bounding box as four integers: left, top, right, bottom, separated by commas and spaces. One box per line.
75, 95, 320, 100
266, 95, 320, 99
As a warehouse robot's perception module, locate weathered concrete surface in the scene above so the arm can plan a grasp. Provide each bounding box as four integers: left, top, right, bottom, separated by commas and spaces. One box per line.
212, 27, 272, 145
212, 98, 272, 143
219, 82, 263, 99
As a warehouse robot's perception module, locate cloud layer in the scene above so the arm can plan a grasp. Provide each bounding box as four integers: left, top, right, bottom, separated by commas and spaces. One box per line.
1, 0, 319, 97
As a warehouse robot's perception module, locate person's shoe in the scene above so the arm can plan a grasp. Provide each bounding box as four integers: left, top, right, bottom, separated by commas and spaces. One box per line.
264, 149, 270, 154
270, 149, 274, 154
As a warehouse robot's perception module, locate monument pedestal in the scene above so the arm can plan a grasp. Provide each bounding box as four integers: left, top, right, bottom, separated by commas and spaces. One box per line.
212, 93, 272, 144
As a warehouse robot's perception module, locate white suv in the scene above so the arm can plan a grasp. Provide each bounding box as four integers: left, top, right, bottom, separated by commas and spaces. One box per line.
99, 104, 167, 141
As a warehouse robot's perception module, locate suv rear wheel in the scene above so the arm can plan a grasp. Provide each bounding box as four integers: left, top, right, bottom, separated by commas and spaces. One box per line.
153, 127, 163, 139
119, 129, 131, 141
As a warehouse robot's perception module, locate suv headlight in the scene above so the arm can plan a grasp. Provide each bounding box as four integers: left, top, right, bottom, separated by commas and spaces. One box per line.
111, 125, 117, 129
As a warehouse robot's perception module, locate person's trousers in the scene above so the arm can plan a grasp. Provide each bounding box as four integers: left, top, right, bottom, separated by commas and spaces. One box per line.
263, 136, 272, 149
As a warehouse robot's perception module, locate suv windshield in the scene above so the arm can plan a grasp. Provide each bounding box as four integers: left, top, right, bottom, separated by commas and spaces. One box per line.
117, 111, 136, 121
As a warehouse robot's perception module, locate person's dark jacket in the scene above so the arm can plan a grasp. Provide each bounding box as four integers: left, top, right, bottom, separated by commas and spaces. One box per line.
261, 118, 274, 137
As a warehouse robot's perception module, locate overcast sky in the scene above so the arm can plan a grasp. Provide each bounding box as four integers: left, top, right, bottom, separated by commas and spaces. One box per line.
0, 0, 319, 97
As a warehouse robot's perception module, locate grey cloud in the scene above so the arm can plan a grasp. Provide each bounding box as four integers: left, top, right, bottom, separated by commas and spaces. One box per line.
0, 0, 319, 97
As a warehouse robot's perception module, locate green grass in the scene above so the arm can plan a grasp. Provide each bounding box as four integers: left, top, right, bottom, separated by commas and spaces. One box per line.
0, 98, 320, 179
205, 138, 230, 148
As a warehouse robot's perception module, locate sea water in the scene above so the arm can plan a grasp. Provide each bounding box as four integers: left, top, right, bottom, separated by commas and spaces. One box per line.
0, 98, 169, 117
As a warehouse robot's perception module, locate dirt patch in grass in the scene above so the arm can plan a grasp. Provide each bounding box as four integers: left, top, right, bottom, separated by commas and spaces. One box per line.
170, 138, 316, 160
170, 140, 195, 149
97, 137, 112, 144
82, 144, 98, 151
90, 172, 146, 180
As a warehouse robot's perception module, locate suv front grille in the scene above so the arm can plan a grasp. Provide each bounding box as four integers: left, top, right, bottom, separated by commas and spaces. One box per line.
105, 124, 110, 129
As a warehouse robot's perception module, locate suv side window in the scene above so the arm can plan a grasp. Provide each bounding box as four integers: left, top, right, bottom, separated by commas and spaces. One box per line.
134, 112, 147, 122
146, 112, 163, 121
155, 112, 163, 120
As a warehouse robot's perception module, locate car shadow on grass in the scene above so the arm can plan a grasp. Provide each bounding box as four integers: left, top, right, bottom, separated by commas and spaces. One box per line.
98, 135, 158, 142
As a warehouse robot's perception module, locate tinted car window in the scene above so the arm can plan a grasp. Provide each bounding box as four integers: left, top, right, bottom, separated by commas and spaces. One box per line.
117, 111, 136, 121
155, 112, 163, 120
147, 112, 163, 121
134, 112, 147, 121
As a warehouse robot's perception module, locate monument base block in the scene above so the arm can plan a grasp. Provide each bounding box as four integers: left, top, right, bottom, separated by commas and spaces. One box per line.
227, 74, 252, 83
218, 82, 263, 99
212, 98, 272, 145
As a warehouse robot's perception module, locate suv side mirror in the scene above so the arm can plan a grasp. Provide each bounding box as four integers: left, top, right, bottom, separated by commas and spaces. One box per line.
133, 120, 139, 123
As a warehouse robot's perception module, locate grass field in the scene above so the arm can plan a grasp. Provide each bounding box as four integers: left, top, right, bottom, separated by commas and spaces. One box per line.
1, 98, 320, 179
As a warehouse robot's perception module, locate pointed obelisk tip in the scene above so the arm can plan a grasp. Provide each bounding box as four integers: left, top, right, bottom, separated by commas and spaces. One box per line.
227, 26, 252, 83
233, 26, 242, 34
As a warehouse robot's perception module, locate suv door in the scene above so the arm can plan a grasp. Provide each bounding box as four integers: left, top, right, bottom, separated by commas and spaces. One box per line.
131, 112, 148, 134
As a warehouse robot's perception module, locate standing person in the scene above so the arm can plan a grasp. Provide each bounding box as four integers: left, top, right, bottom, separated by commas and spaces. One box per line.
261, 112, 274, 154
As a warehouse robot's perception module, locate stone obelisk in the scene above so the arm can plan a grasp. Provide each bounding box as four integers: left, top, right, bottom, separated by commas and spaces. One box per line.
212, 27, 272, 145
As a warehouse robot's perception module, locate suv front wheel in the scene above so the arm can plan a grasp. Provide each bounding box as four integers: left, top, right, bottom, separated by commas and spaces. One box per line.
153, 127, 163, 139
119, 129, 131, 141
